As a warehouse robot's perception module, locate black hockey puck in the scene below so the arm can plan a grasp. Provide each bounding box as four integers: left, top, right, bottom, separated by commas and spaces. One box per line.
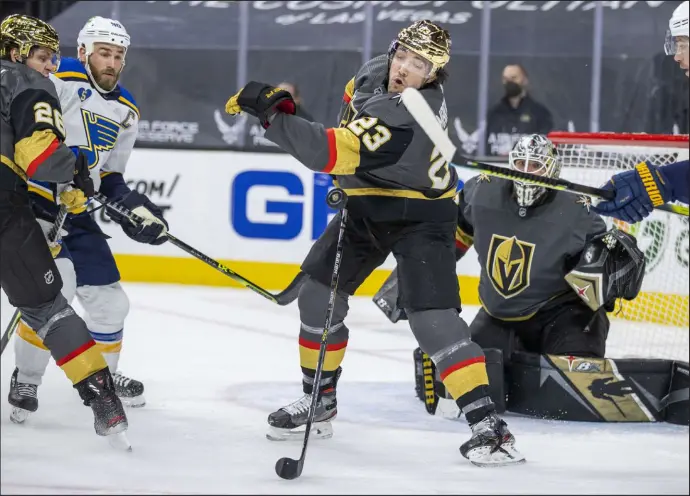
326, 188, 348, 210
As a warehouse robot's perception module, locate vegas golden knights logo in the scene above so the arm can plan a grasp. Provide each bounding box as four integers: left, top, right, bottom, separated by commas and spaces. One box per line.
487, 234, 536, 299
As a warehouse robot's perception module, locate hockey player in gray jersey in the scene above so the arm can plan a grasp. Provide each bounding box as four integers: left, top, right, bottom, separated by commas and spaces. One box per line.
225, 20, 524, 467
1, 14, 129, 445
374, 134, 646, 414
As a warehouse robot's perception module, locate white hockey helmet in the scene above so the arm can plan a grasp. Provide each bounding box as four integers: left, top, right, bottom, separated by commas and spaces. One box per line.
664, 1, 689, 55
77, 16, 130, 93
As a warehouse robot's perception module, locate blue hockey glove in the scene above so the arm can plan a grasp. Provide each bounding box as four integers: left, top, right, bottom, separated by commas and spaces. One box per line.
592, 162, 672, 224
107, 191, 169, 245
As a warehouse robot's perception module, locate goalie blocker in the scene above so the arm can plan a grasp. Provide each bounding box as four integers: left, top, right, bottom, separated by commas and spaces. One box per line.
412, 228, 687, 425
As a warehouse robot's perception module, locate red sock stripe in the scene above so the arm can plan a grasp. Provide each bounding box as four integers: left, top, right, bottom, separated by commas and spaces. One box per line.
322, 128, 337, 173
299, 336, 348, 352
26, 138, 59, 178
55, 340, 96, 367
439, 356, 486, 381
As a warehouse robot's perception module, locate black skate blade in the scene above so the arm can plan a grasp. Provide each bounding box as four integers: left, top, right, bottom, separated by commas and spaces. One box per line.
275, 457, 302, 480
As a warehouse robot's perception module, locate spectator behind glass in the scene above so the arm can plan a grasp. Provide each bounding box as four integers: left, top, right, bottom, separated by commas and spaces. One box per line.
278, 81, 315, 122
484, 64, 553, 156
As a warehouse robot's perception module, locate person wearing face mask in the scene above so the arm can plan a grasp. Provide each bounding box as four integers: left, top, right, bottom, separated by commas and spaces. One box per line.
484, 64, 553, 156
225, 19, 525, 467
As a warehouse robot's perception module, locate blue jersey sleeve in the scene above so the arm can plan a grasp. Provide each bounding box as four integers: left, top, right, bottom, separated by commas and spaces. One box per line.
662, 160, 689, 204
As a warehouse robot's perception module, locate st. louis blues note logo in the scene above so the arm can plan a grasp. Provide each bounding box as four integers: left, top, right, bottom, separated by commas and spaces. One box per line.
78, 87, 92, 102
79, 108, 120, 168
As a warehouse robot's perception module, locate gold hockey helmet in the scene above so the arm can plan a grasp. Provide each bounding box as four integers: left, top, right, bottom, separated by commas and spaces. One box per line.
0, 14, 60, 62
390, 20, 451, 77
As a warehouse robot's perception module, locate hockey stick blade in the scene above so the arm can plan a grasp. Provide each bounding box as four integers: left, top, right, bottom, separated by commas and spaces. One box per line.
400, 88, 688, 217
92, 193, 303, 306
275, 457, 302, 480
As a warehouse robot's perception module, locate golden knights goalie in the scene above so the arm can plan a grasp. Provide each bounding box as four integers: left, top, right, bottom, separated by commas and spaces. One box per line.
371, 135, 686, 424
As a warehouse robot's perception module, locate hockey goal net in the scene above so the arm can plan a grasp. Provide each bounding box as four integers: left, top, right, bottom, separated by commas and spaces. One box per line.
548, 132, 689, 362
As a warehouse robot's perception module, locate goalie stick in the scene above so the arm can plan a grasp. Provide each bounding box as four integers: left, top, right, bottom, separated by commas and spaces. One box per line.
1, 205, 69, 356
400, 88, 689, 218
92, 192, 305, 306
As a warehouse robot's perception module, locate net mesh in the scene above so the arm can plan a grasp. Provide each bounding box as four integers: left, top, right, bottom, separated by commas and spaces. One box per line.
548, 132, 689, 362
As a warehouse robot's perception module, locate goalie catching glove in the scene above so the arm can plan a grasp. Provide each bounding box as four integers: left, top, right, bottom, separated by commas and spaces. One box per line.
225, 81, 296, 129
565, 228, 645, 312
106, 191, 169, 245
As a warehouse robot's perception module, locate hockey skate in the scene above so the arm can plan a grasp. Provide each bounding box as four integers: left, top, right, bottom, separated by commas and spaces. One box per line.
267, 367, 340, 441
460, 412, 525, 467
113, 370, 146, 408
8, 368, 38, 424
75, 368, 131, 450
267, 392, 337, 441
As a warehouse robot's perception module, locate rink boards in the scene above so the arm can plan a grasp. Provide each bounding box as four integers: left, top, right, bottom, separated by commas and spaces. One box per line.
98, 149, 688, 325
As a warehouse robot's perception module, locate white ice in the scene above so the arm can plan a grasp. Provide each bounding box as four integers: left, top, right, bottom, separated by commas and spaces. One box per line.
1, 283, 688, 495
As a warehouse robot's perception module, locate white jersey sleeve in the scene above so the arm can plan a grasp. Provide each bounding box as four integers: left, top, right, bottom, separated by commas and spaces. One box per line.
101, 103, 138, 176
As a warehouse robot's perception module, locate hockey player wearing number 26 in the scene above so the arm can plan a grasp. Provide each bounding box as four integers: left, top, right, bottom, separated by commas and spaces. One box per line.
225, 20, 524, 467
9, 17, 168, 423
1, 14, 129, 442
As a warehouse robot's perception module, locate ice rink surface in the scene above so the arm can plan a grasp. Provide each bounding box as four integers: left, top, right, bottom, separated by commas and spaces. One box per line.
1, 283, 688, 495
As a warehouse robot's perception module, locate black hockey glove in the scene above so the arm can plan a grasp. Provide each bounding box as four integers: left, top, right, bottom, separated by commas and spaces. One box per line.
106, 191, 169, 245
225, 81, 296, 129
564, 228, 645, 312
72, 151, 94, 198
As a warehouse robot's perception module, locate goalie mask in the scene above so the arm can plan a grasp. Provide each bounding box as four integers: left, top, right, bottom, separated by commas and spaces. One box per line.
509, 134, 561, 208
564, 228, 646, 312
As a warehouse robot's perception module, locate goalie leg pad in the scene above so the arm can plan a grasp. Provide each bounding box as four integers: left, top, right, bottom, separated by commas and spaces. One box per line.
408, 309, 495, 424
507, 351, 671, 422
373, 269, 407, 323
663, 361, 689, 426
414, 347, 506, 417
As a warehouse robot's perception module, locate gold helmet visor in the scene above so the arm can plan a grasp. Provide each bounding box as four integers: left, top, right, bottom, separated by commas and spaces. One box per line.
395, 20, 451, 77
1, 14, 60, 70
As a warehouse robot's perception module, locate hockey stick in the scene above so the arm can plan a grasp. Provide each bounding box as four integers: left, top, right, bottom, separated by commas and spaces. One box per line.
400, 88, 689, 218
91, 192, 304, 306
275, 188, 348, 481
1, 206, 69, 356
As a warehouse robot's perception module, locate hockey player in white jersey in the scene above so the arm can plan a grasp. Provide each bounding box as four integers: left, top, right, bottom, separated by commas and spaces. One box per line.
9, 17, 169, 422
592, 1, 689, 222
